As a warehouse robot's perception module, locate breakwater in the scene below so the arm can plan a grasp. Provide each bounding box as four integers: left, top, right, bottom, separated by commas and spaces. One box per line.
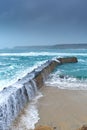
0, 57, 77, 130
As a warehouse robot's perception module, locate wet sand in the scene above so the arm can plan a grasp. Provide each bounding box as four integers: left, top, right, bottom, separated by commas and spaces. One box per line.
36, 86, 87, 130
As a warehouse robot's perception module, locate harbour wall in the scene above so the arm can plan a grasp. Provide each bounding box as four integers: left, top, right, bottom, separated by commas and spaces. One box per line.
0, 57, 77, 130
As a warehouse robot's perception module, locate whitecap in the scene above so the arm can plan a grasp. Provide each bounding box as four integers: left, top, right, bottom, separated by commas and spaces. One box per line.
45, 72, 87, 90
0, 52, 87, 57
10, 92, 43, 130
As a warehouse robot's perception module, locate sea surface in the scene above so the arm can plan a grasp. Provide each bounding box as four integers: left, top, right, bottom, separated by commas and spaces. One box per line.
0, 48, 87, 91
1, 48, 87, 129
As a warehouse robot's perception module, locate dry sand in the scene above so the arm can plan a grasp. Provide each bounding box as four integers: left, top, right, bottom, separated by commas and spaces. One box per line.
36, 86, 87, 130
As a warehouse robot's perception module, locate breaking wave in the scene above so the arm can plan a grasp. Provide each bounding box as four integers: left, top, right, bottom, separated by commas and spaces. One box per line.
0, 52, 87, 56
10, 92, 43, 130
45, 71, 87, 90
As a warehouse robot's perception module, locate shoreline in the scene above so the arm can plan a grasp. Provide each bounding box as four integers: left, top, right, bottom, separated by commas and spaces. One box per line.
0, 57, 78, 130
36, 86, 87, 130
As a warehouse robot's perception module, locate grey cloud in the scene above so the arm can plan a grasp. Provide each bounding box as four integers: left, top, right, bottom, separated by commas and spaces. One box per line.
0, 0, 87, 35
0, 0, 87, 48
0, 0, 87, 23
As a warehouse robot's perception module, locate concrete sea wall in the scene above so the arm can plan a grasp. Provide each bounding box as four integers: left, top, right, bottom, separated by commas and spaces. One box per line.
0, 57, 77, 130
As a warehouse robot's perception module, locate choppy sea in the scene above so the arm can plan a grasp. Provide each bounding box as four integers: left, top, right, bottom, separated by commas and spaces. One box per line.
1, 48, 87, 129
0, 48, 87, 91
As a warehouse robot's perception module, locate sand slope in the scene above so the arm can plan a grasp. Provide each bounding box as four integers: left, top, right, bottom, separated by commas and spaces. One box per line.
36, 86, 87, 130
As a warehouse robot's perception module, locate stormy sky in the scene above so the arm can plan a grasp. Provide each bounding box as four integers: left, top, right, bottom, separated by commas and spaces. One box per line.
0, 0, 87, 48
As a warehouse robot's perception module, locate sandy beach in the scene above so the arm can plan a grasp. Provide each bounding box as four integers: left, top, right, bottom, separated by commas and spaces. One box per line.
36, 86, 87, 130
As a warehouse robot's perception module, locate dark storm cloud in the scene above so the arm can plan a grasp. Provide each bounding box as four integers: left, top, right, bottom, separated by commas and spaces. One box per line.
0, 0, 87, 24
0, 0, 87, 48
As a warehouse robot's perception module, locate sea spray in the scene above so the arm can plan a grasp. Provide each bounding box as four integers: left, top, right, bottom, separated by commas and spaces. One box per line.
45, 70, 87, 90
0, 59, 56, 130
0, 57, 77, 130
0, 80, 39, 130
10, 92, 43, 130
0, 48, 87, 129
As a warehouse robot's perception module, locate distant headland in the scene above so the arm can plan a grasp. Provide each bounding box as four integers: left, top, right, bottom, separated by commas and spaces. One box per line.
14, 43, 87, 49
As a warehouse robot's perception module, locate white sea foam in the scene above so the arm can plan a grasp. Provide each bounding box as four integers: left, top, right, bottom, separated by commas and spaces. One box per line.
0, 52, 59, 56
0, 52, 87, 56
78, 59, 86, 62
10, 92, 43, 130
0, 60, 48, 91
52, 57, 61, 63
78, 59, 87, 64
45, 72, 87, 90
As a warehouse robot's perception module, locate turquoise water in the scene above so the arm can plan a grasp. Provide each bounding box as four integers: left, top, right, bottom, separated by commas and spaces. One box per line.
0, 48, 87, 90
1, 48, 87, 130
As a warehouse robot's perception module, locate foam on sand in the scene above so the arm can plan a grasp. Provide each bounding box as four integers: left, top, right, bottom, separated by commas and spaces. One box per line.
0, 57, 77, 130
